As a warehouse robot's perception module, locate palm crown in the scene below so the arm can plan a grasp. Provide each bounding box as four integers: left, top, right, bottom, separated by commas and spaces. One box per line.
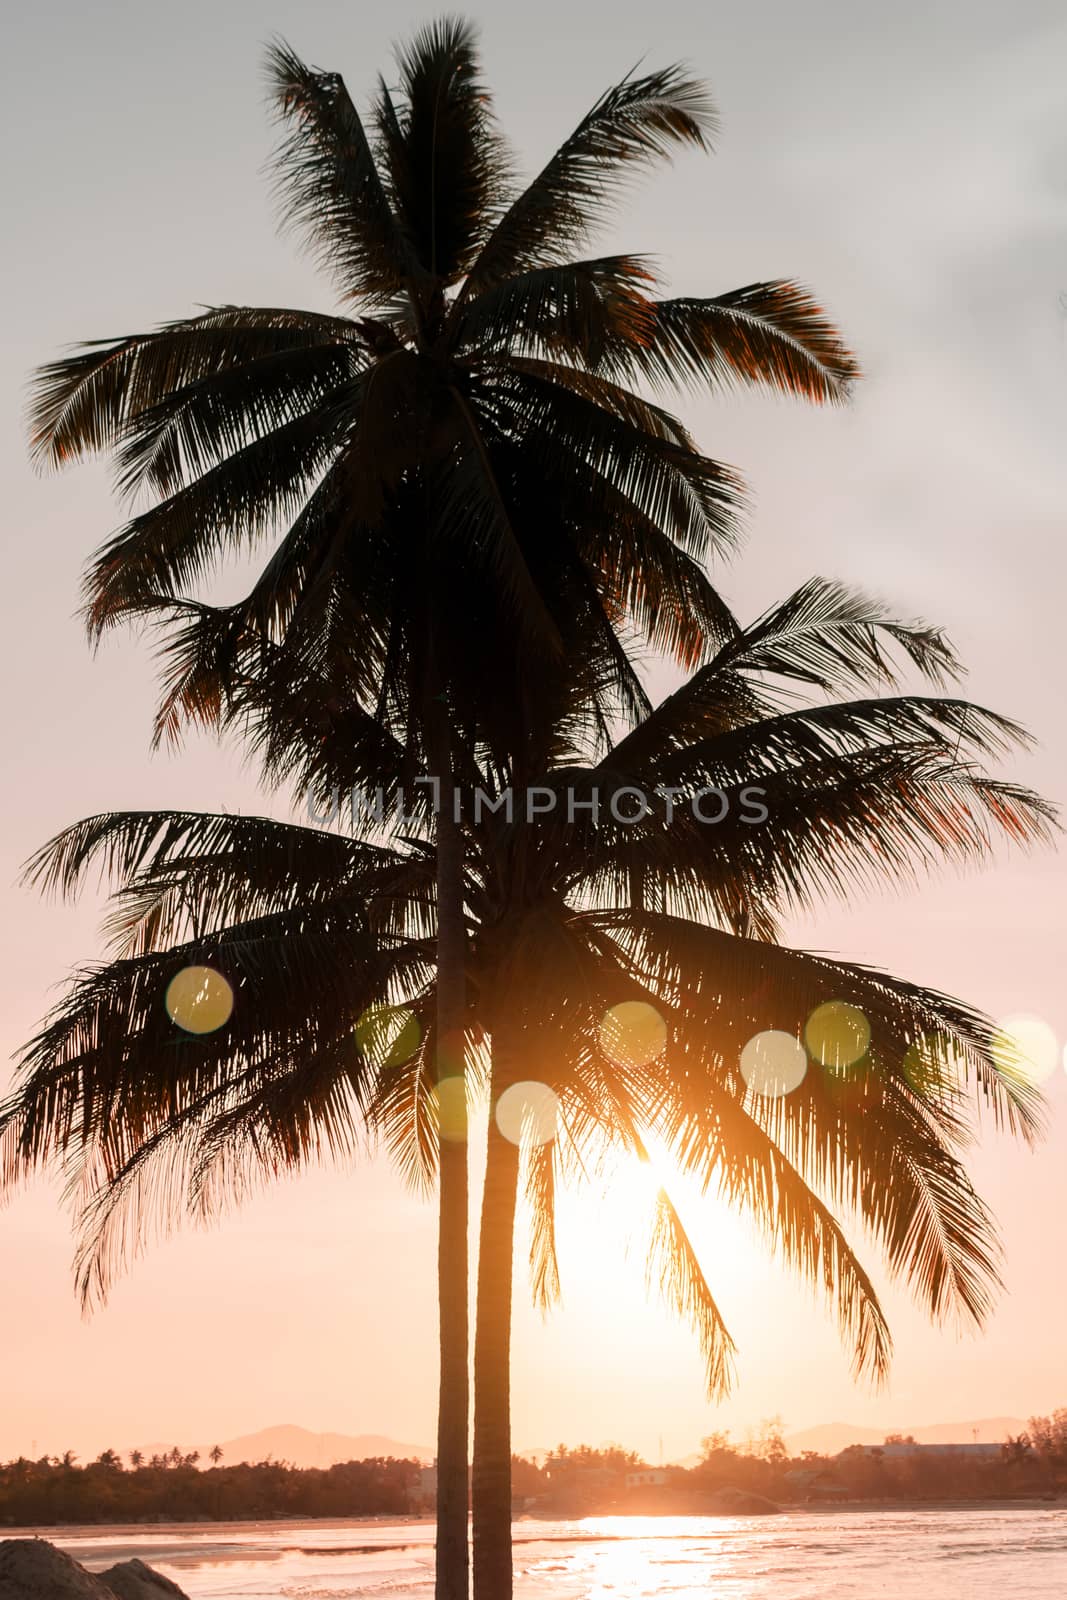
3, 580, 1049, 1337
29, 21, 856, 761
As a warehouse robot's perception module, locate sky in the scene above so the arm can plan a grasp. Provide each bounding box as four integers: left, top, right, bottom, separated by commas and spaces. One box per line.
1, 0, 1065, 1464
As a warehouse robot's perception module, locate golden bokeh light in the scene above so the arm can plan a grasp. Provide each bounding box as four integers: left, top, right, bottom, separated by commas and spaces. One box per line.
495, 1080, 559, 1148
354, 1004, 421, 1068
433, 1076, 469, 1143
902, 1035, 952, 1096
598, 1001, 667, 1068
165, 965, 234, 1035
739, 1030, 808, 1098
805, 1001, 870, 1072
992, 1013, 1058, 1084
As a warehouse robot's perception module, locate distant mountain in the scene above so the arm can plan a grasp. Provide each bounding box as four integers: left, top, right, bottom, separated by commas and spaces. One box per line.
216, 1424, 434, 1467
785, 1417, 1025, 1456
128, 1424, 433, 1468
125, 1416, 1028, 1470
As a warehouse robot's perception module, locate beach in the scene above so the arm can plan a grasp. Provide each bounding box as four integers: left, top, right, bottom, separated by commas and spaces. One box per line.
11, 1508, 1064, 1597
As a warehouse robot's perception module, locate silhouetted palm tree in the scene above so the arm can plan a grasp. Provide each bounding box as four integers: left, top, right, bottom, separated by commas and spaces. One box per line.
2, 585, 1051, 1593
128, 1450, 143, 1469
26, 26, 857, 1593
209, 1445, 224, 1466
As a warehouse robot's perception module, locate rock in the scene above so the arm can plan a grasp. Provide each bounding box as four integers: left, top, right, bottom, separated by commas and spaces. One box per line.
98, 1560, 189, 1600
0, 1540, 114, 1599
0, 1542, 189, 1600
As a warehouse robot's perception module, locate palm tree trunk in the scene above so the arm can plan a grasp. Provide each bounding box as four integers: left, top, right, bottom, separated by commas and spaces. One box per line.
472, 1047, 521, 1600
434, 739, 470, 1600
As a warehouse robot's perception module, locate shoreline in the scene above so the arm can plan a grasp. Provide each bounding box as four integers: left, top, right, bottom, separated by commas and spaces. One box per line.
2, 1497, 1062, 1540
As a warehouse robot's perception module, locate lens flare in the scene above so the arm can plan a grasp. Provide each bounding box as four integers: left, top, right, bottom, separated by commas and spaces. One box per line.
355, 1005, 421, 1067
433, 1076, 468, 1143
599, 1001, 666, 1068
165, 966, 233, 1034
805, 1001, 870, 1072
993, 1014, 1058, 1084
495, 1080, 559, 1147
739, 1030, 807, 1098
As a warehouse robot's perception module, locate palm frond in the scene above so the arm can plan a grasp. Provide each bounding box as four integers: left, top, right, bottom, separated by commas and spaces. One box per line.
375, 18, 512, 283
266, 41, 418, 303
82, 395, 357, 637
606, 283, 859, 403
22, 808, 368, 903
113, 342, 363, 501
647, 1087, 893, 1381
721, 578, 961, 691
525, 1138, 561, 1312
466, 65, 716, 289
453, 256, 657, 363
603, 907, 1043, 1150
645, 1183, 736, 1399
28, 307, 361, 471
482, 365, 743, 563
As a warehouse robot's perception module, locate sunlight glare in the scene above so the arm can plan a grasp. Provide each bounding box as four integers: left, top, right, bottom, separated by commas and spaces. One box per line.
165, 965, 233, 1034
739, 1030, 807, 1097
432, 1076, 469, 1143
599, 1001, 667, 1068
902, 1034, 953, 1096
805, 1000, 870, 1072
993, 1013, 1058, 1084
495, 1080, 559, 1147
354, 1004, 421, 1067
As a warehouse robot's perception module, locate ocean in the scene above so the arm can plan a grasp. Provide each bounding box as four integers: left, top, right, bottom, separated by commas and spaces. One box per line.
40, 1509, 1066, 1597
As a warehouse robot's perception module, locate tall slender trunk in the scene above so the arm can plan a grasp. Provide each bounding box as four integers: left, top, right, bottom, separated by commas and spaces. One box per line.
472, 1039, 521, 1600
434, 738, 470, 1600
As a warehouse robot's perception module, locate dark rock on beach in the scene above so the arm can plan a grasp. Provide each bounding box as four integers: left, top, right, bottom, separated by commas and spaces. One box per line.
97, 1559, 189, 1600
0, 1542, 190, 1600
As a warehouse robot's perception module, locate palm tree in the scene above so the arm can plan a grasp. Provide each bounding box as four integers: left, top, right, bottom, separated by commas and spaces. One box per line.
2, 585, 1050, 1593
26, 25, 857, 1593
209, 1445, 224, 1466
128, 1450, 144, 1469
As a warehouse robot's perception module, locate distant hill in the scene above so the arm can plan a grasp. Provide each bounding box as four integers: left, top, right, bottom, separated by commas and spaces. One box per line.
129, 1424, 433, 1468
125, 1416, 1028, 1470
217, 1424, 434, 1467
785, 1417, 1025, 1456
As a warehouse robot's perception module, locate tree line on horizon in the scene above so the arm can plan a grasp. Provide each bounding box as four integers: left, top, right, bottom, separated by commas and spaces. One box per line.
3, 1410, 1065, 1525
0, 15, 1056, 1600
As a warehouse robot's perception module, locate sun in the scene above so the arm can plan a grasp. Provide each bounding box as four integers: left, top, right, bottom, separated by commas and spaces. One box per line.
545, 1134, 760, 1305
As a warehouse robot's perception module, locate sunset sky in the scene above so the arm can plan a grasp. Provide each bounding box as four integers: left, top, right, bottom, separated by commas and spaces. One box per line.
2, 0, 1065, 1465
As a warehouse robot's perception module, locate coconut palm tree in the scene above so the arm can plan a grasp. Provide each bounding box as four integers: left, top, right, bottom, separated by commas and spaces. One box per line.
2, 584, 1051, 1593
27, 25, 858, 1591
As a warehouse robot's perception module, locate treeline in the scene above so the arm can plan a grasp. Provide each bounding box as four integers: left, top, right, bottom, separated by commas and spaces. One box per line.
534, 1411, 1067, 1509
0, 1454, 420, 1525
3, 1409, 1065, 1524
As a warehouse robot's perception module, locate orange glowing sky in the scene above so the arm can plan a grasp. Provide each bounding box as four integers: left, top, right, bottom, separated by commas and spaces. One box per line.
2, 0, 1065, 1463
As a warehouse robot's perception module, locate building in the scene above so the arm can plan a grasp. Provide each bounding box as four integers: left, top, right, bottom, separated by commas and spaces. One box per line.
848, 1444, 1002, 1461
625, 1468, 669, 1489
